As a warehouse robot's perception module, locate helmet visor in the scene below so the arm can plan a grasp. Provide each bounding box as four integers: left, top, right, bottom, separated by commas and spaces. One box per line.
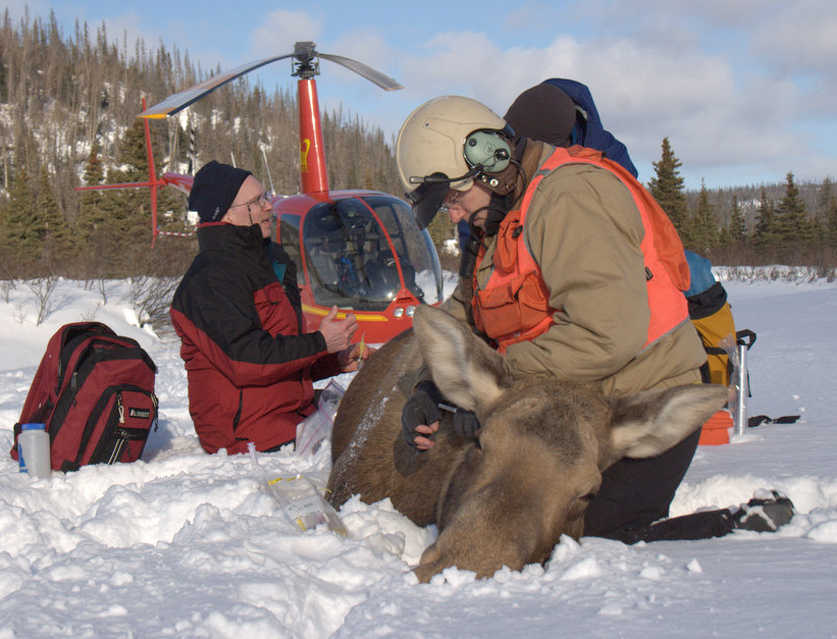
405, 175, 450, 229
405, 166, 481, 228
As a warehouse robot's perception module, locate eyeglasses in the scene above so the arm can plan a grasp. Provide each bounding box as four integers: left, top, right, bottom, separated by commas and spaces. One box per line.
439, 189, 465, 213
443, 190, 465, 206
229, 191, 273, 210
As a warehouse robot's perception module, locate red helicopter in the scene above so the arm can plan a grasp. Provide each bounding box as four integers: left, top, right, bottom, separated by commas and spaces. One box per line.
83, 42, 444, 343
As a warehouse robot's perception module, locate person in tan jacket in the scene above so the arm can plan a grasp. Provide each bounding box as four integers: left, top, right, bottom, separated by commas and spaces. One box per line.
394, 95, 793, 542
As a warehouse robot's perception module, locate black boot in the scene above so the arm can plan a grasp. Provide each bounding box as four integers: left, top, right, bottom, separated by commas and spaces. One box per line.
732, 490, 795, 532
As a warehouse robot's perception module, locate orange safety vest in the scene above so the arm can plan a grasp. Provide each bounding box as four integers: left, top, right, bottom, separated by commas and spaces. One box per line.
471, 145, 690, 353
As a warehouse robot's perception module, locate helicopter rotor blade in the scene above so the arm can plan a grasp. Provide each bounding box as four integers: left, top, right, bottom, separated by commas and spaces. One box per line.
318, 53, 404, 91
138, 44, 403, 119
139, 54, 296, 118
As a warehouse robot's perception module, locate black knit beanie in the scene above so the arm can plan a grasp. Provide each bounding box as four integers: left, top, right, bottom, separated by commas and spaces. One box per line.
504, 82, 577, 147
188, 160, 252, 223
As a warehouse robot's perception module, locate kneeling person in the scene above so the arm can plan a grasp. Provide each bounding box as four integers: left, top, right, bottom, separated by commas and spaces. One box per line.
171, 161, 366, 454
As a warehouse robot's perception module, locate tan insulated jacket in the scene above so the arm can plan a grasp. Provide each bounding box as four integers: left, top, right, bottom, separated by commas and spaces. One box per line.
445, 141, 705, 397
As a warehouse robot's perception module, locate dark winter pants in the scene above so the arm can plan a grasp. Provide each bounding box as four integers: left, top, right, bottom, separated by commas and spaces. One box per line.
583, 427, 735, 543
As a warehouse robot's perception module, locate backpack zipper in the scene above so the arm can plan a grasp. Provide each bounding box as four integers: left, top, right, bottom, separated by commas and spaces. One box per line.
108, 392, 126, 464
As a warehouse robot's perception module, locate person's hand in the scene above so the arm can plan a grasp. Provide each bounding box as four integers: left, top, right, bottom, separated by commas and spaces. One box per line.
401, 381, 442, 450
336, 342, 376, 372
453, 408, 480, 440
318, 306, 358, 353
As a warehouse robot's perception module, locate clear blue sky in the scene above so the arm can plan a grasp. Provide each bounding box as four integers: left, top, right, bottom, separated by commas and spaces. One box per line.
14, 0, 837, 189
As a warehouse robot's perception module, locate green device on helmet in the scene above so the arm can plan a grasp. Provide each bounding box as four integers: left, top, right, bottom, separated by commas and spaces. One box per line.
463, 130, 512, 173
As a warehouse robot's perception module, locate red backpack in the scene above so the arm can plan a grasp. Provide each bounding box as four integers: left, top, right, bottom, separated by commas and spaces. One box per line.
10, 322, 158, 472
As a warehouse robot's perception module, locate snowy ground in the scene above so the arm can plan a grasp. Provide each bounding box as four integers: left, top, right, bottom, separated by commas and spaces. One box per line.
0, 273, 835, 638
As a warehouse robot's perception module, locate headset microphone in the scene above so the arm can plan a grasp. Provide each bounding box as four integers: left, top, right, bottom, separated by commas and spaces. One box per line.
408, 168, 479, 185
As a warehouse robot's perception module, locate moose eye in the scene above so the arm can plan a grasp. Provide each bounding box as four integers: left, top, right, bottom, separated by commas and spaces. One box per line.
567, 491, 598, 519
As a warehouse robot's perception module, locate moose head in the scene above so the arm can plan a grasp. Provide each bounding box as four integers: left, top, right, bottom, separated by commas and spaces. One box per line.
410, 304, 727, 582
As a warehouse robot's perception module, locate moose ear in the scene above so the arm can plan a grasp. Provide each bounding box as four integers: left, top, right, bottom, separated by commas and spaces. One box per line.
606, 384, 728, 464
412, 305, 508, 412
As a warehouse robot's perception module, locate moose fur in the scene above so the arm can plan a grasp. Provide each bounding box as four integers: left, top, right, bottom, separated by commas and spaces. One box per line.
327, 305, 727, 582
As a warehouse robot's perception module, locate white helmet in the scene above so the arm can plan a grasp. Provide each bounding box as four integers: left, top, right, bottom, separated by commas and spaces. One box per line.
396, 96, 512, 228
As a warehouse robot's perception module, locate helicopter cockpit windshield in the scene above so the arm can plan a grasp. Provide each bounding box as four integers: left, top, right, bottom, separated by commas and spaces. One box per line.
303, 196, 443, 310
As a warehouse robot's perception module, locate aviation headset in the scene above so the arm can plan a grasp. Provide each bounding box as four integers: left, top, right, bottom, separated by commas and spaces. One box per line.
463, 127, 523, 201
463, 129, 512, 177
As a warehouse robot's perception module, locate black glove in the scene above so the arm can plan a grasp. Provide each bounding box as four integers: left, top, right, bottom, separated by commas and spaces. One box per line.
453, 408, 481, 440
401, 380, 442, 449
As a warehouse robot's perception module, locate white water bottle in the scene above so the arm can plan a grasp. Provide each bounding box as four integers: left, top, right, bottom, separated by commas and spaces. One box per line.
18, 423, 51, 480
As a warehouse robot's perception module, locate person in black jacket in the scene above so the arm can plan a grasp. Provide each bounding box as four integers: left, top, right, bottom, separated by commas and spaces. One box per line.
171, 161, 365, 454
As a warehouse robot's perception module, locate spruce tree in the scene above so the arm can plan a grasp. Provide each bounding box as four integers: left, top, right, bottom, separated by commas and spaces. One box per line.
105, 119, 151, 248
2, 165, 39, 275
34, 164, 73, 272
753, 187, 777, 254
728, 194, 748, 245
717, 224, 730, 250
648, 137, 689, 241
102, 118, 183, 273
816, 177, 833, 228
774, 172, 814, 259
689, 179, 719, 255
77, 140, 120, 277
827, 196, 837, 250
0, 177, 12, 280
814, 177, 833, 247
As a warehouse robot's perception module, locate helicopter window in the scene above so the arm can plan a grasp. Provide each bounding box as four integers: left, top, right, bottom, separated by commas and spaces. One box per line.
363, 196, 443, 305
303, 203, 379, 308
302, 198, 442, 309
278, 214, 304, 287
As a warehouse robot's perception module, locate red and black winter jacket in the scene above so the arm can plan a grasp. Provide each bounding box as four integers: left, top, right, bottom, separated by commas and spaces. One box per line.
170, 223, 340, 454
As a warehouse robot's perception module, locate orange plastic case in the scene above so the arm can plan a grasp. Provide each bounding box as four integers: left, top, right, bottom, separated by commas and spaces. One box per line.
699, 409, 733, 445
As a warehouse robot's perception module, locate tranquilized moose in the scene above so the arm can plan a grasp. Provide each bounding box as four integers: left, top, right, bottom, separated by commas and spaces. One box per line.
327, 305, 727, 582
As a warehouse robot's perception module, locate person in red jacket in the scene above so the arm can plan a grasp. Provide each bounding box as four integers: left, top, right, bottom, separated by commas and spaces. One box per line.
170, 161, 365, 454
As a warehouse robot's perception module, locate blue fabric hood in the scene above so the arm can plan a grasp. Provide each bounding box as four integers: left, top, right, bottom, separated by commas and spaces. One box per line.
542, 78, 638, 178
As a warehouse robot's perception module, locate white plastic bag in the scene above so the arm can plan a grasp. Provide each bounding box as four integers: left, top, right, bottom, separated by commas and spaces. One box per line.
248, 443, 347, 535
295, 379, 345, 456
266, 473, 347, 535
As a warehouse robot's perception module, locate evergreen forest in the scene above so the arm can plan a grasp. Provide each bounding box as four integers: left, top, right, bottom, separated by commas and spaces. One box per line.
648, 138, 837, 273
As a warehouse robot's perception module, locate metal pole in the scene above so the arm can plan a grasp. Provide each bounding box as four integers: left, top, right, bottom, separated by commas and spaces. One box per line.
735, 341, 748, 438
261, 144, 275, 194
